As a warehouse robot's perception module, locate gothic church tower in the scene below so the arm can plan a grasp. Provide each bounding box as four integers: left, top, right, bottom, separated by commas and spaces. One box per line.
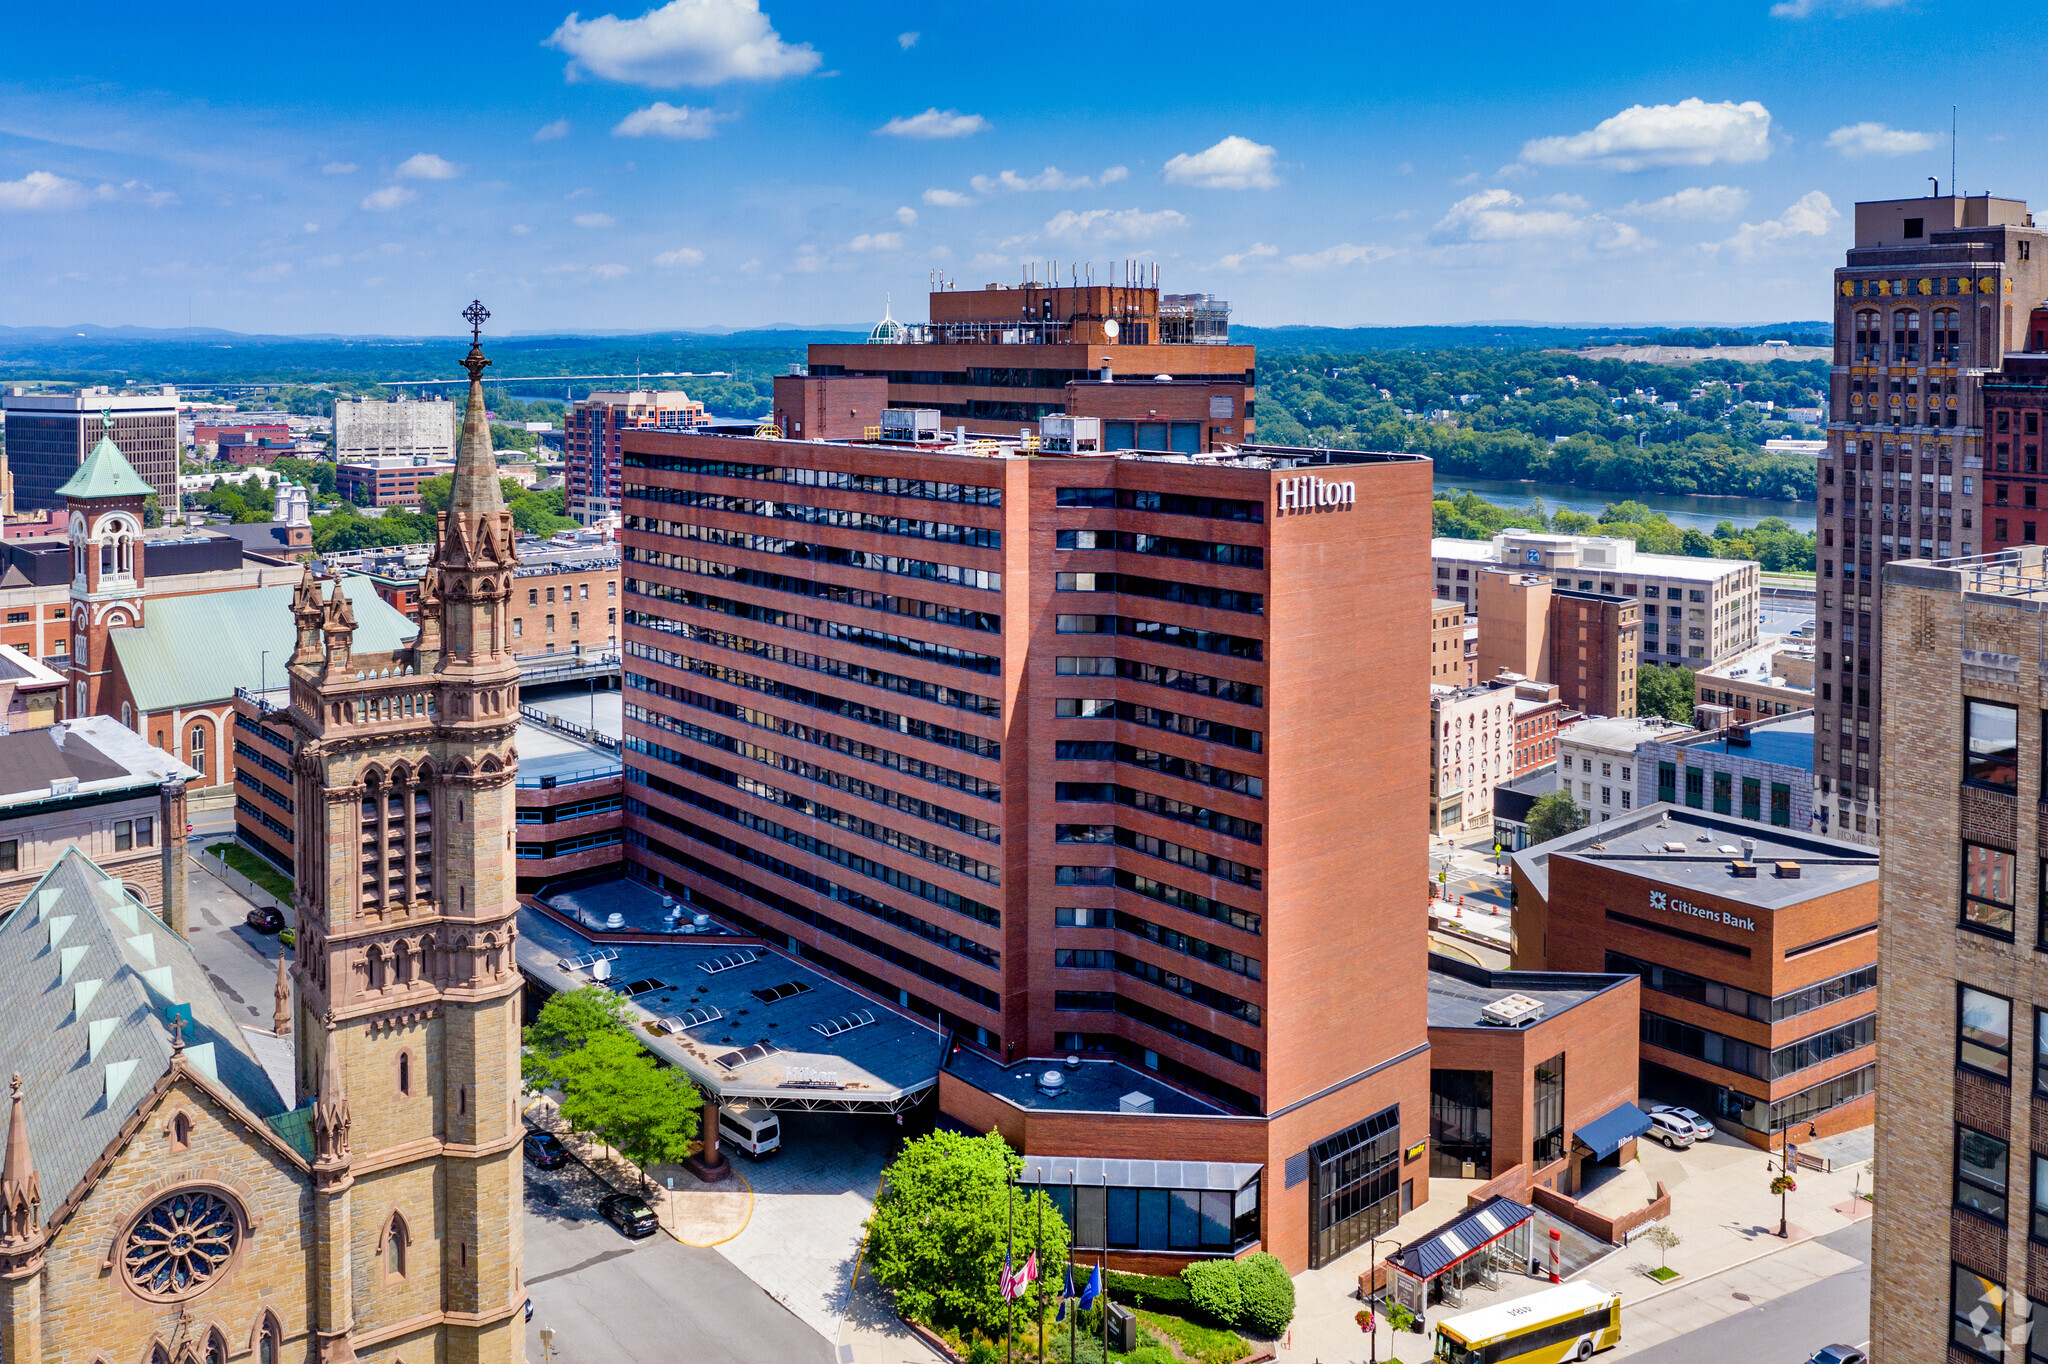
284, 302, 525, 1364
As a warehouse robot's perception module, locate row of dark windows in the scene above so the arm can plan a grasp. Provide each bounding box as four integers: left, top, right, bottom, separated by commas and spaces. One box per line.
1056, 782, 1261, 844
1054, 739, 1263, 799
1055, 613, 1262, 661
1056, 905, 1260, 975
1055, 865, 1261, 935
1055, 487, 1264, 523
619, 457, 1002, 505
626, 633, 1002, 719
625, 594, 1001, 676
1052, 654, 1261, 708
625, 489, 1000, 547
1056, 571, 1263, 615
1641, 1009, 1876, 1082
1056, 697, 1262, 753
1053, 949, 1262, 1024
625, 666, 1000, 765
1053, 824, 1261, 888
626, 558, 999, 632
1605, 950, 1875, 1025
628, 526, 1000, 592
1053, 990, 1260, 1070
1056, 529, 1263, 569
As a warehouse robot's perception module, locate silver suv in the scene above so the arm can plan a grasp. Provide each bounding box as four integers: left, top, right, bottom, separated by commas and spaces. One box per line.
1646, 1111, 1695, 1149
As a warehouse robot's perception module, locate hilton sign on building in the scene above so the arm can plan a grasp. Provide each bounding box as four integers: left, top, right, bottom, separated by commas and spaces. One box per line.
1509, 804, 1879, 1148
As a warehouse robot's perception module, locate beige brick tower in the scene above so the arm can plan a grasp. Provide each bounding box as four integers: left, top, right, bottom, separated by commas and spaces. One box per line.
284, 301, 525, 1364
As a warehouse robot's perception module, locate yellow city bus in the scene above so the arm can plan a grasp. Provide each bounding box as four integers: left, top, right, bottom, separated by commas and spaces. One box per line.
1432, 1282, 1622, 1364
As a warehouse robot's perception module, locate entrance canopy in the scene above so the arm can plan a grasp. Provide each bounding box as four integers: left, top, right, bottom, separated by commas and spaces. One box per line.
1573, 1102, 1653, 1161
1389, 1195, 1535, 1279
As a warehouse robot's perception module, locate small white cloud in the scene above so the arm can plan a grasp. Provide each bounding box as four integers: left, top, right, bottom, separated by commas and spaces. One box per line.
511, 223, 532, 235
534, 118, 572, 142
396, 152, 463, 180
1099, 165, 1129, 185
1433, 188, 1643, 251
1520, 98, 1772, 171
878, 107, 989, 139
1621, 185, 1751, 221
1826, 121, 1938, 157
655, 245, 705, 266
1707, 190, 1840, 262
613, 102, 726, 139
897, 30, 919, 48
361, 185, 417, 212
547, 0, 821, 87
1285, 242, 1401, 270
922, 188, 975, 208
322, 161, 357, 175
1771, 0, 1903, 16
848, 231, 902, 251
894, 205, 917, 226
303, 221, 320, 233
574, 212, 617, 227
567, 186, 597, 199
246, 262, 293, 282
1210, 243, 1278, 271
544, 262, 631, 280
1044, 207, 1189, 243
1163, 136, 1280, 190
0, 171, 88, 211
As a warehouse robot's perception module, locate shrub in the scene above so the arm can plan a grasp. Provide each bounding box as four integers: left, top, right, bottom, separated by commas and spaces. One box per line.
1181, 1259, 1244, 1326
964, 1341, 999, 1364
1105, 1269, 1190, 1309
1236, 1253, 1296, 1337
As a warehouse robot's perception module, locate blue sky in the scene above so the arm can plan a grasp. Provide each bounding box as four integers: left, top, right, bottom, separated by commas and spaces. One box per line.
2, 0, 2042, 336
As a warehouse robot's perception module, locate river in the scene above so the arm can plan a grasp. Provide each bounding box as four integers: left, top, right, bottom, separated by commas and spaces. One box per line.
1432, 474, 1813, 535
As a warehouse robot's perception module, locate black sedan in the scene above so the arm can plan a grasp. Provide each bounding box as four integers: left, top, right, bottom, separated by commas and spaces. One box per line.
523, 1131, 568, 1169
597, 1193, 660, 1239
246, 906, 286, 934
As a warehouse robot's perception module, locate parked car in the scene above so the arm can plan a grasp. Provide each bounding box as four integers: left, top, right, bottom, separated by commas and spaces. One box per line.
1803, 1348, 1866, 1364
1648, 1104, 1716, 1141
246, 906, 285, 934
1645, 1111, 1695, 1149
597, 1193, 659, 1239
523, 1131, 568, 1170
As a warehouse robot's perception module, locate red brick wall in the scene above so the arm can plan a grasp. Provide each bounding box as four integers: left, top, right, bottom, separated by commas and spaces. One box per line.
771, 374, 888, 442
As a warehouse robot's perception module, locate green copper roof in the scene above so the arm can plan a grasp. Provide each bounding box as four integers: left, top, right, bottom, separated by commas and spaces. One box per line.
55, 433, 155, 500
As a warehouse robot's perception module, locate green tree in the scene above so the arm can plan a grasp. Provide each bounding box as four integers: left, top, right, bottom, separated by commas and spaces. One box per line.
510, 486, 577, 535
1638, 663, 1697, 724
865, 1130, 1069, 1336
143, 493, 162, 528
522, 985, 635, 1092
524, 987, 701, 1187
1525, 790, 1587, 845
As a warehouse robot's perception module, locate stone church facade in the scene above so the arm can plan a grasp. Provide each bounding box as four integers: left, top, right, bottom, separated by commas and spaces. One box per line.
0, 315, 527, 1364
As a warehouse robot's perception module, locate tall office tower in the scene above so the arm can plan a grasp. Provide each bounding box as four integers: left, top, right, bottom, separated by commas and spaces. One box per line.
563, 390, 707, 525
806, 274, 1255, 439
1817, 194, 2048, 844
618, 428, 1431, 1270
1869, 549, 2048, 1364
334, 393, 458, 461
1, 387, 177, 508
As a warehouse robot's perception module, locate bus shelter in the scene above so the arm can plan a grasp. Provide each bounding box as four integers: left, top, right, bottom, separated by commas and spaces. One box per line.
1385, 1195, 1536, 1312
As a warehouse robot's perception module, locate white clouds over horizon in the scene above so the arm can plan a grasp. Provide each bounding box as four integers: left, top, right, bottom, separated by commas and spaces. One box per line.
1770, 0, 1903, 16
921, 188, 975, 208
1621, 185, 1750, 220
548, 0, 820, 87
1163, 136, 1280, 190
1285, 242, 1401, 270
1435, 189, 1643, 251
534, 119, 572, 142
0, 171, 88, 211
848, 232, 901, 251
655, 245, 704, 266
613, 102, 726, 138
360, 185, 417, 211
1707, 190, 1840, 261
1521, 98, 1772, 171
1044, 207, 1189, 243
395, 153, 462, 179
876, 108, 988, 139
1826, 121, 1937, 156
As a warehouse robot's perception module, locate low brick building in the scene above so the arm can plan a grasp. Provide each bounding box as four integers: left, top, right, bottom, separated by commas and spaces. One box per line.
1430, 598, 1467, 685
1511, 804, 1879, 1147
1063, 377, 1249, 452
1636, 710, 1821, 833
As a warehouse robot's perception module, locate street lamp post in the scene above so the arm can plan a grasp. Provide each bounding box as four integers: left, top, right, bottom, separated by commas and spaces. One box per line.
1363, 1235, 1404, 1364
1776, 1121, 1818, 1238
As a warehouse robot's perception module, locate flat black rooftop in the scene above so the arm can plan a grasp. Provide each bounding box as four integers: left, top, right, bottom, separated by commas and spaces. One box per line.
1426, 954, 1632, 1030
944, 1046, 1233, 1118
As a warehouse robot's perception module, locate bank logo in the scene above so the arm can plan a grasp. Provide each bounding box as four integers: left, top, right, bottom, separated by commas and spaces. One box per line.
1648, 891, 1668, 911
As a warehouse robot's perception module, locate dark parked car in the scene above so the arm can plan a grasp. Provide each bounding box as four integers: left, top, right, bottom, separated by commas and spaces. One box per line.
597, 1193, 659, 1239
523, 1131, 568, 1169
246, 906, 285, 934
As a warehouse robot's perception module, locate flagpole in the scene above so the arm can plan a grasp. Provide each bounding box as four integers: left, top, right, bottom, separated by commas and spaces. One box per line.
1068, 1167, 1077, 1364
1101, 1174, 1110, 1363
1036, 1173, 1047, 1364
1005, 1175, 1015, 1364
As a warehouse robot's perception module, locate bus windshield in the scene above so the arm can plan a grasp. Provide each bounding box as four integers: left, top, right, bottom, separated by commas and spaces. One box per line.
1434, 1335, 1480, 1364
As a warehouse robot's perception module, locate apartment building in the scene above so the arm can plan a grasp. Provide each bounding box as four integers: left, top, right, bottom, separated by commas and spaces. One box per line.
565, 390, 708, 525
1431, 681, 1516, 834
1435, 532, 1759, 665
1635, 710, 1819, 833
336, 453, 457, 506
1431, 598, 1469, 684
1817, 193, 2048, 847
333, 392, 457, 460
1869, 547, 2048, 1363
1557, 715, 1694, 823
805, 277, 1255, 438
1, 387, 177, 508
1551, 588, 1640, 718
618, 425, 1432, 1271
1506, 676, 1564, 777
1694, 640, 1815, 724
506, 548, 621, 655
1981, 322, 2048, 554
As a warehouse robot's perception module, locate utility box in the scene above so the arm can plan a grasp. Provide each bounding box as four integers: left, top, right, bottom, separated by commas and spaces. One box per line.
1106, 1303, 1138, 1352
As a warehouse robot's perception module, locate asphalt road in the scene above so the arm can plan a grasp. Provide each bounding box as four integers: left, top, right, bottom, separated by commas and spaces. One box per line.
1625, 1219, 1870, 1364
523, 1152, 834, 1364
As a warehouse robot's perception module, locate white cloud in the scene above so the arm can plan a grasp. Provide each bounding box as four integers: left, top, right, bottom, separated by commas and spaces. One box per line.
1620, 185, 1750, 220
309, 253, 344, 268
1163, 136, 1280, 190
534, 119, 572, 142
1520, 98, 1772, 171
360, 185, 417, 212
655, 245, 705, 266
1771, 0, 1903, 16
574, 212, 616, 227
894, 205, 917, 226
613, 102, 726, 139
303, 221, 320, 233
967, 165, 1129, 196
1434, 189, 1643, 251
511, 223, 532, 235
1099, 165, 1129, 185
1284, 242, 1401, 270
897, 30, 918, 48
1707, 190, 1840, 262
1210, 243, 1278, 271
543, 262, 631, 280
321, 161, 358, 175
1043, 207, 1189, 243
567, 186, 597, 199
922, 188, 975, 208
396, 152, 463, 180
877, 108, 989, 139
0, 171, 88, 211
848, 232, 902, 251
1826, 121, 1938, 157
246, 262, 293, 283
547, 0, 821, 87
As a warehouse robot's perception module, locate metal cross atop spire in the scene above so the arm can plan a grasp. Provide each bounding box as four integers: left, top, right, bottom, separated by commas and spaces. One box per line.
463, 299, 489, 344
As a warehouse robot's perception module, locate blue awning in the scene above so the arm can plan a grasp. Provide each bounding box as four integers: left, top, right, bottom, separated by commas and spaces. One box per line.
1389, 1195, 1535, 1279
1574, 1101, 1654, 1160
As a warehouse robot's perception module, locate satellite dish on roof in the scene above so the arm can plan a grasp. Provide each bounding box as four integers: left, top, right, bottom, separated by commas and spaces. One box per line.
591, 958, 612, 980
1103, 318, 1120, 340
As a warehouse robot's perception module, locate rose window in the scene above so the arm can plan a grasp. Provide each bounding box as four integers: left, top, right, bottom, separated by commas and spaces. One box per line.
124, 1190, 240, 1299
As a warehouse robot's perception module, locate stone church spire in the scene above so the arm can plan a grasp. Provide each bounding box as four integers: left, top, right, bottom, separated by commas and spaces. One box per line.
0, 1075, 39, 1246
312, 1018, 351, 1169
451, 300, 505, 520
424, 301, 518, 669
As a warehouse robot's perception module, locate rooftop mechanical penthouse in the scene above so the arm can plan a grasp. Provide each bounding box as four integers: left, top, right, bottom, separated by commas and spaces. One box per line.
615, 421, 1431, 1272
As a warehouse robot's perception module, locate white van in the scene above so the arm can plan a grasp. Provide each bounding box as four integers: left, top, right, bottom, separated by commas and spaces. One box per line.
718, 1105, 781, 1158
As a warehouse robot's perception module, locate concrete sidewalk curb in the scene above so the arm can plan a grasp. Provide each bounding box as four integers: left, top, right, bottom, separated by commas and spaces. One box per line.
196, 848, 290, 914
1606, 1226, 1820, 1309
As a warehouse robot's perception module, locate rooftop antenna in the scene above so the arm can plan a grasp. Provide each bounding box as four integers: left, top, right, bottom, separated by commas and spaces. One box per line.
1952, 104, 1958, 198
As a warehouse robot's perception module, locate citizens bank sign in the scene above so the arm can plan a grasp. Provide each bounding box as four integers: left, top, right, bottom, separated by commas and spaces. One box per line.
1276, 475, 1356, 513
1648, 889, 1755, 934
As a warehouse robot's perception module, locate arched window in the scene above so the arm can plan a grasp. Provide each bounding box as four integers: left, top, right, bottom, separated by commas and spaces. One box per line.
122, 702, 133, 729
1854, 308, 1881, 361
171, 1112, 191, 1150
187, 724, 208, 782
397, 1051, 411, 1096
383, 1212, 409, 1279
204, 1330, 227, 1364
257, 1315, 281, 1364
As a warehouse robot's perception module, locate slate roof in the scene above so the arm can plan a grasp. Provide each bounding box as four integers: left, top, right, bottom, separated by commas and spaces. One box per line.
0, 716, 197, 807
109, 575, 415, 714
0, 848, 292, 1219
54, 434, 156, 500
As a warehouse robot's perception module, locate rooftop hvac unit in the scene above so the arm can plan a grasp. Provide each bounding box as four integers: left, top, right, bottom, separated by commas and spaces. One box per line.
1039, 415, 1103, 454
1479, 993, 1545, 1027
878, 408, 941, 441
1119, 1091, 1156, 1114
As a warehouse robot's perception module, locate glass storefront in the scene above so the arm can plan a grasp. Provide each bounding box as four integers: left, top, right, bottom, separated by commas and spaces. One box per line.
1309, 1104, 1403, 1268
1431, 1070, 1493, 1179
